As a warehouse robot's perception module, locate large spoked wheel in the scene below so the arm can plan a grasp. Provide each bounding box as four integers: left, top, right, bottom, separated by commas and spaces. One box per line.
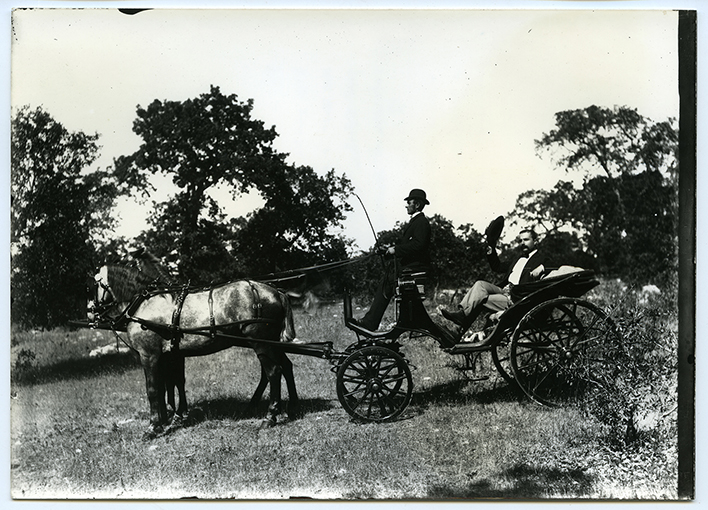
336, 345, 413, 423
510, 298, 623, 407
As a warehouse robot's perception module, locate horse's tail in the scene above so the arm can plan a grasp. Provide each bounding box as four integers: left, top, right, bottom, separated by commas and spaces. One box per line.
279, 292, 297, 343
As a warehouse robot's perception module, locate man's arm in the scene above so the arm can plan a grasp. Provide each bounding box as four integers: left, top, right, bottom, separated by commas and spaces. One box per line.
394, 217, 431, 259
486, 245, 509, 274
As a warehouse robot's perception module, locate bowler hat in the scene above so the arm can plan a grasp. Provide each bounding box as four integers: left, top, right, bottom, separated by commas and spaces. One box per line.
485, 215, 505, 247
404, 188, 429, 205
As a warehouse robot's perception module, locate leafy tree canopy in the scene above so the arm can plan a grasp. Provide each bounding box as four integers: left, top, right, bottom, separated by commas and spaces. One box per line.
116, 86, 353, 282
519, 105, 679, 286
11, 106, 119, 328
535, 105, 678, 180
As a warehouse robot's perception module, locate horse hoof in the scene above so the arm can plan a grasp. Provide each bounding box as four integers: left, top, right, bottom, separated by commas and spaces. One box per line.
164, 414, 185, 434
287, 404, 301, 421
259, 417, 276, 429
142, 424, 164, 441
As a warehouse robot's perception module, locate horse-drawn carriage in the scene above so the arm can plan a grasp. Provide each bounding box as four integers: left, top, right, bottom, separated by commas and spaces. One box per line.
74, 257, 622, 437
337, 267, 621, 422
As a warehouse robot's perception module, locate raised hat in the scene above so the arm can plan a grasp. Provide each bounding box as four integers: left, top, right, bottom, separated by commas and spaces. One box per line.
404, 189, 429, 205
485, 215, 505, 247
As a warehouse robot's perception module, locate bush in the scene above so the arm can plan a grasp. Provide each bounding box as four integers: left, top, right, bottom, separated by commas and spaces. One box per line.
13, 348, 37, 382
581, 279, 678, 449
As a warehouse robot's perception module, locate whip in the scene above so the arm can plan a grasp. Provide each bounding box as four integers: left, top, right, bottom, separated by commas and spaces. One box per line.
352, 192, 379, 247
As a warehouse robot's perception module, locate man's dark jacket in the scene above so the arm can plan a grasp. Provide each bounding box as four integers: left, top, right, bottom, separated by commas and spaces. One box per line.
395, 213, 431, 271
487, 248, 547, 287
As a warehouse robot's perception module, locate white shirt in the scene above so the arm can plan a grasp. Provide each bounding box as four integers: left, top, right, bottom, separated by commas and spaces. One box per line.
508, 249, 538, 285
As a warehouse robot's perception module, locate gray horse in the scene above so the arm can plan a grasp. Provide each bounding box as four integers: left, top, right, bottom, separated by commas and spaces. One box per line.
89, 264, 299, 438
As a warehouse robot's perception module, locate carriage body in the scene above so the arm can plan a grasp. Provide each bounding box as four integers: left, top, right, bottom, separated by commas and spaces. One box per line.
337, 269, 622, 422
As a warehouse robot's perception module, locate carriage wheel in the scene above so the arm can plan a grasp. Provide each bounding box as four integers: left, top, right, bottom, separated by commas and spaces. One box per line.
491, 331, 515, 386
336, 345, 413, 423
510, 298, 623, 407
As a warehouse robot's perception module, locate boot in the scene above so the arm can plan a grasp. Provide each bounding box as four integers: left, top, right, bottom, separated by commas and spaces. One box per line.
441, 308, 468, 327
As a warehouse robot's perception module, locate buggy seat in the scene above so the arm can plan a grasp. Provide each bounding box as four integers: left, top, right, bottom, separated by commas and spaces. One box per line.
510, 268, 598, 302
449, 269, 599, 353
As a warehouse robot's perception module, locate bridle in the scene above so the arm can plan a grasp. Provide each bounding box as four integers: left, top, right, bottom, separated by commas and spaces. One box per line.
88, 269, 118, 321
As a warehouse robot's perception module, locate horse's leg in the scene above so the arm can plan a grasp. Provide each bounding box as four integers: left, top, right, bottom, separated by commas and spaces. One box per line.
257, 352, 282, 428
140, 353, 168, 439
159, 353, 177, 416
159, 352, 187, 433
248, 365, 269, 412
174, 353, 187, 419
280, 353, 300, 420
163, 351, 187, 424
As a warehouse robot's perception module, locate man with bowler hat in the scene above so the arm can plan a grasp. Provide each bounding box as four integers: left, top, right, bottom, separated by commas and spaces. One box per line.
352, 188, 432, 331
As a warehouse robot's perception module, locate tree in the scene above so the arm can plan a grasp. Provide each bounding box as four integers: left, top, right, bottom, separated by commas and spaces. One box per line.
115, 86, 353, 282
429, 216, 492, 289
530, 105, 678, 286
11, 106, 119, 328
509, 181, 582, 236
535, 105, 678, 179
579, 171, 677, 283
535, 105, 678, 217
135, 199, 241, 284
229, 166, 353, 276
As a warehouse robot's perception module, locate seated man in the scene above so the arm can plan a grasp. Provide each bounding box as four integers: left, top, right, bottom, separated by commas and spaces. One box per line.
440, 227, 548, 338
352, 189, 432, 331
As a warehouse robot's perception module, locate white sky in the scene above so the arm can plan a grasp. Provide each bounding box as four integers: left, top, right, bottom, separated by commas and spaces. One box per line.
11, 6, 680, 251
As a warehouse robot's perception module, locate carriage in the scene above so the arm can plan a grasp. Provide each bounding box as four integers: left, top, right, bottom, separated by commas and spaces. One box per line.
74, 256, 622, 434
335, 267, 621, 422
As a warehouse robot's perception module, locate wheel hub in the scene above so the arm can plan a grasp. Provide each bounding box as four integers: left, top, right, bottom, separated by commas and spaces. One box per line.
368, 378, 382, 392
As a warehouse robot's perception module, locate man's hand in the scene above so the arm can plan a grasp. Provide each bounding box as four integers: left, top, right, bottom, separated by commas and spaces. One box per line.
376, 244, 395, 257
530, 265, 545, 279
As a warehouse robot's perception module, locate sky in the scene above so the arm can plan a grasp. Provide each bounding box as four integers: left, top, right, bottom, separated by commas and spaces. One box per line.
10, 5, 681, 252
4, 2, 706, 509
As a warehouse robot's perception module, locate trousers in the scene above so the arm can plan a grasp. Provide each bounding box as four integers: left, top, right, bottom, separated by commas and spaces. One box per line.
458, 280, 512, 316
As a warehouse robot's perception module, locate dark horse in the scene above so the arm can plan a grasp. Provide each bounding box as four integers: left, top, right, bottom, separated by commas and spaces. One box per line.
88, 264, 299, 437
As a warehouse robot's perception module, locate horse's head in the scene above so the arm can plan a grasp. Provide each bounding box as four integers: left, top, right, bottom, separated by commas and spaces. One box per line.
87, 261, 173, 322
87, 266, 116, 321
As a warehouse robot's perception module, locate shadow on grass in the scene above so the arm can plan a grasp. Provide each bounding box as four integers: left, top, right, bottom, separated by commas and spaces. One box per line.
411, 379, 524, 409
183, 395, 337, 425
11, 351, 141, 386
427, 462, 596, 499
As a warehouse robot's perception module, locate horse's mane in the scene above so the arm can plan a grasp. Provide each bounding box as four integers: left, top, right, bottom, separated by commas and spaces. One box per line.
106, 248, 178, 302
131, 247, 176, 286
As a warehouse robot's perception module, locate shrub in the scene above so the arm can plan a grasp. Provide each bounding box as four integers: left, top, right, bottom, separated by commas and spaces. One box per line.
581, 278, 678, 449
13, 348, 37, 382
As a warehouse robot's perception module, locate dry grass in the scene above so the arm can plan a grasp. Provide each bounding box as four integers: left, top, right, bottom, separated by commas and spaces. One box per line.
10, 296, 679, 500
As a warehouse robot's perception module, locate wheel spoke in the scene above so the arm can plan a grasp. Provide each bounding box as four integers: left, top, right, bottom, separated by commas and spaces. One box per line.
336, 346, 413, 422
511, 298, 622, 407
529, 361, 561, 394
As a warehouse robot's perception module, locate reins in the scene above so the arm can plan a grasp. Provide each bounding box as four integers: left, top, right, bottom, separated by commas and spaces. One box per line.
91, 254, 375, 345
250, 254, 374, 285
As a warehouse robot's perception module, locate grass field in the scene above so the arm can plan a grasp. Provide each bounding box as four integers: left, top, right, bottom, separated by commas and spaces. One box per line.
10, 291, 679, 500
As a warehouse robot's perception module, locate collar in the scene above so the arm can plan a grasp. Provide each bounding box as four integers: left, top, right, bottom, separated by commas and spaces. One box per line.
524, 249, 538, 259
409, 211, 422, 219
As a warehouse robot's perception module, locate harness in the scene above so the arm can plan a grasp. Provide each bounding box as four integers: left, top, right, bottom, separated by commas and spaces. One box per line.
247, 280, 262, 319
96, 280, 270, 349
169, 282, 191, 350
88, 255, 372, 350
